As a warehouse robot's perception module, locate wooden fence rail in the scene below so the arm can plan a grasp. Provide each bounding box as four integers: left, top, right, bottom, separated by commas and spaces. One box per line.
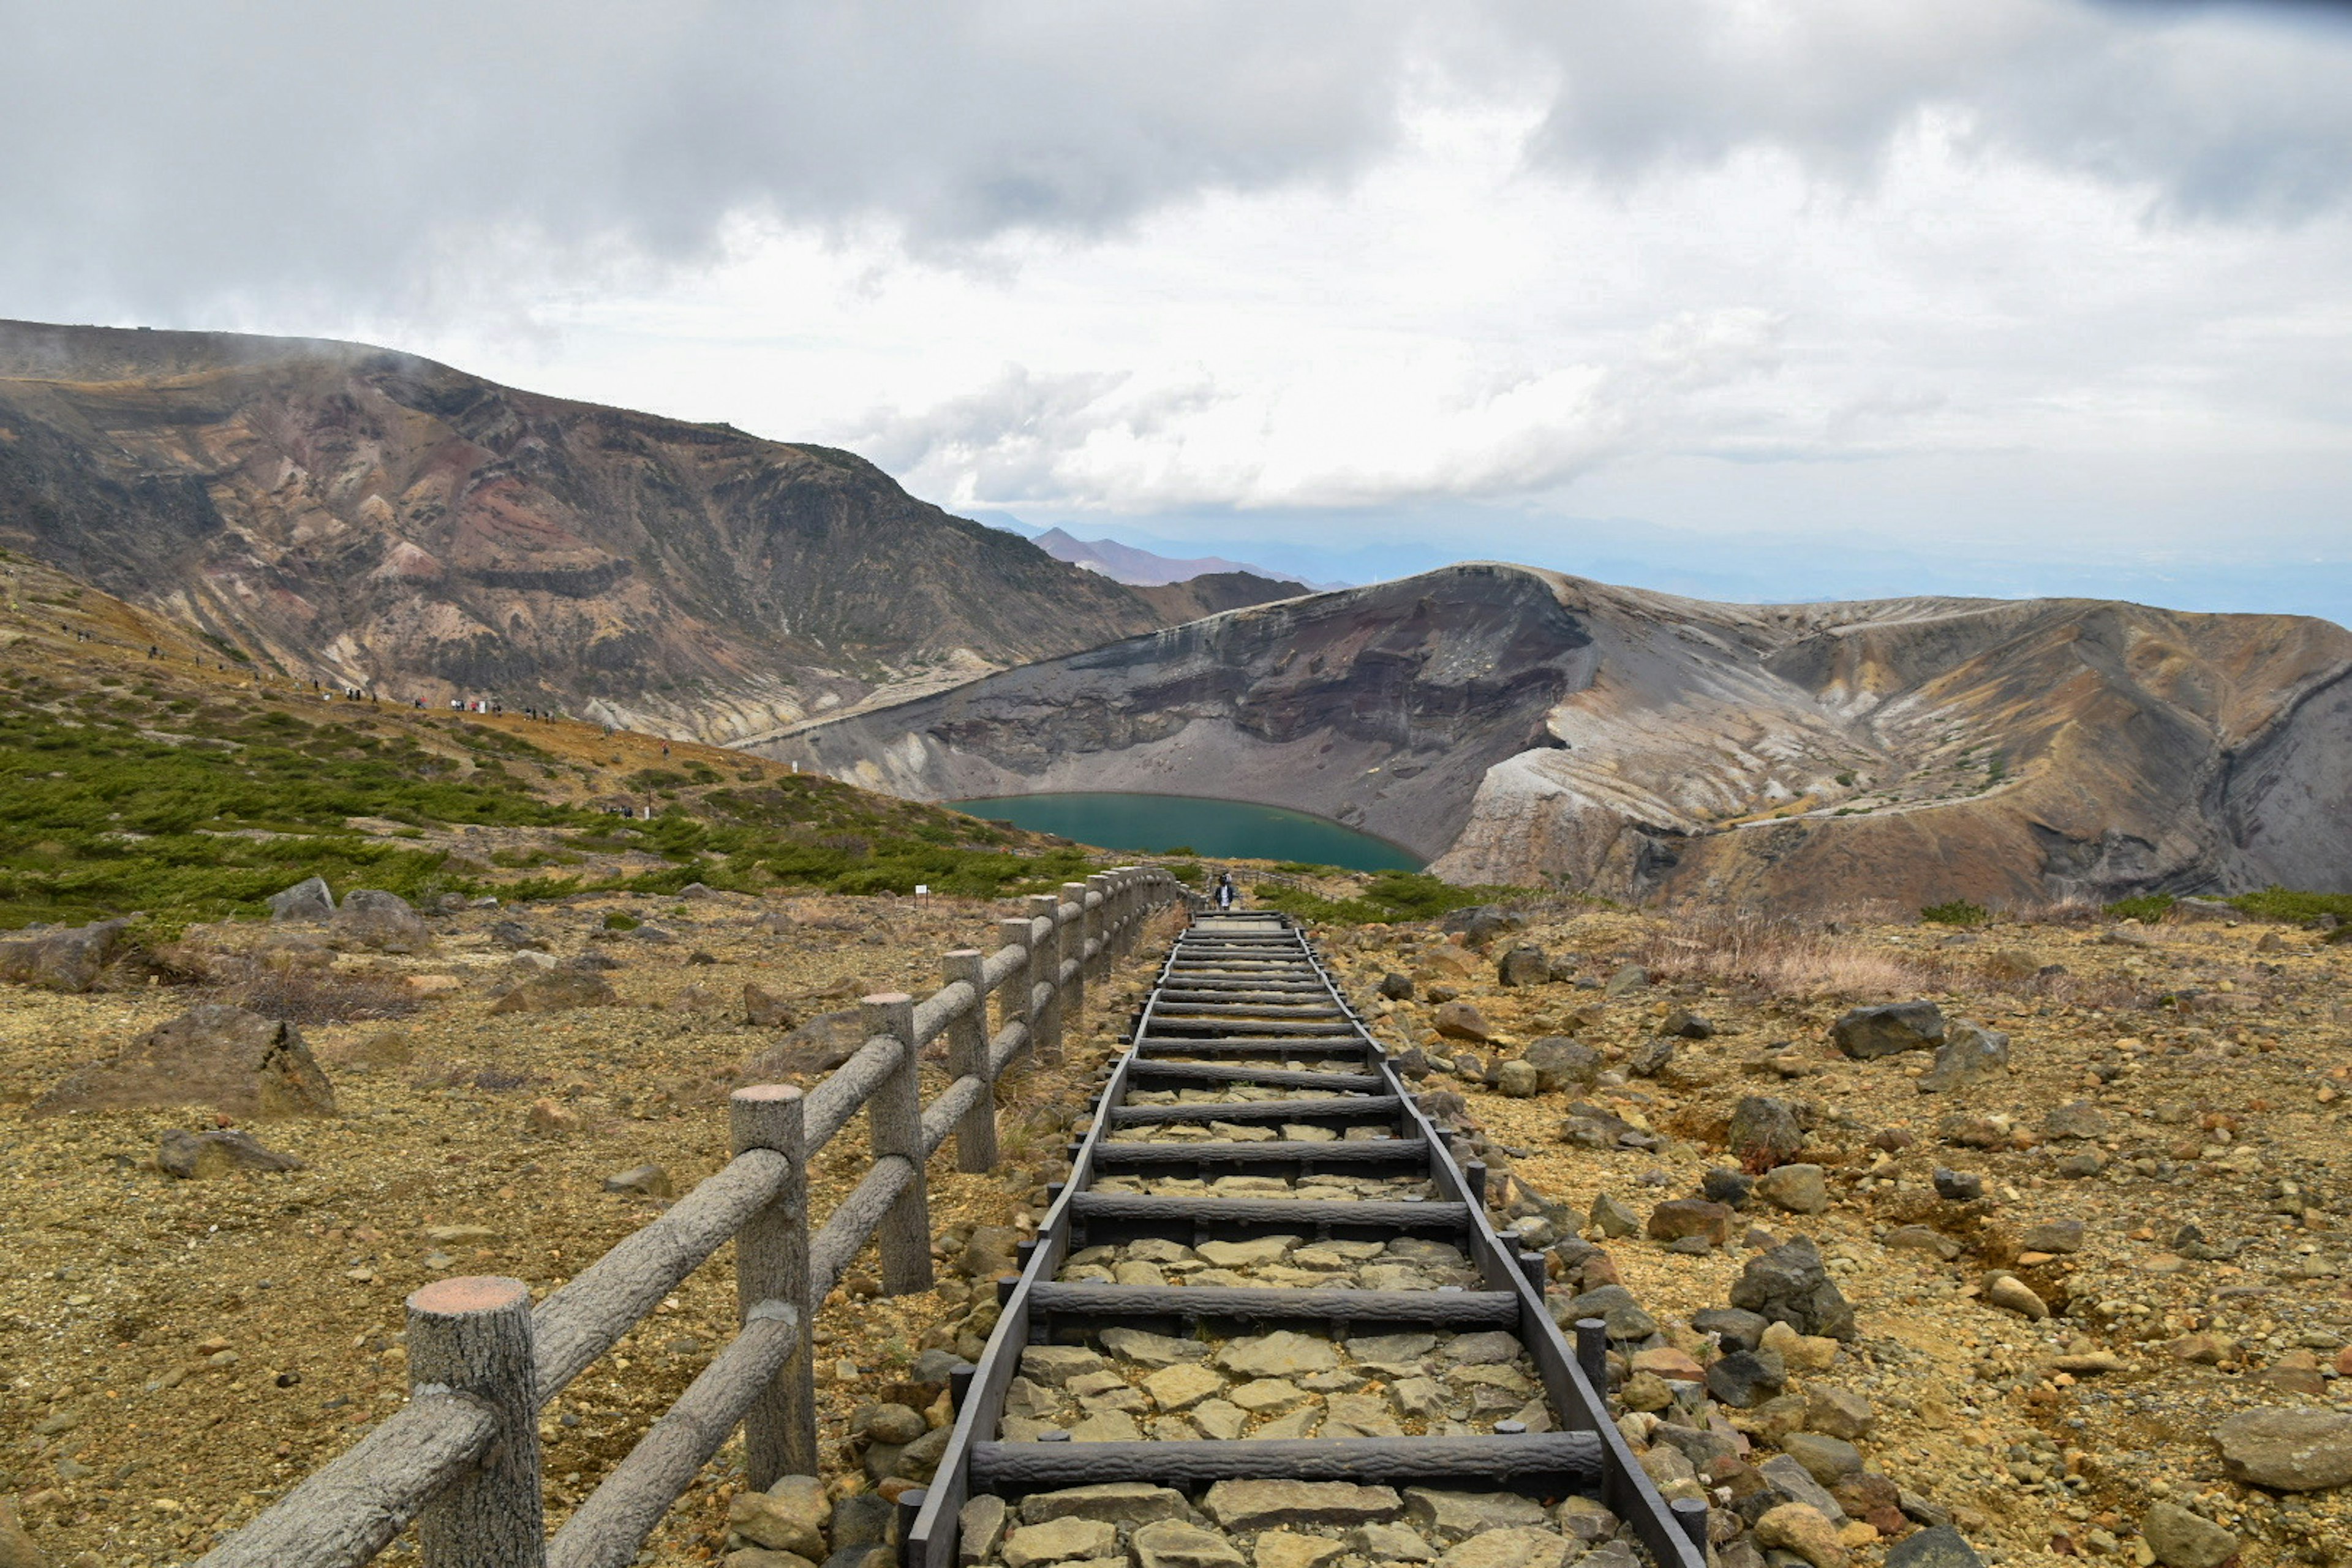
200, 867, 1185, 1568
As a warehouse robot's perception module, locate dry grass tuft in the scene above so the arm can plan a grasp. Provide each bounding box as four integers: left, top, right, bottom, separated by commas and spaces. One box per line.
1640, 912, 1944, 1000
216, 967, 421, 1026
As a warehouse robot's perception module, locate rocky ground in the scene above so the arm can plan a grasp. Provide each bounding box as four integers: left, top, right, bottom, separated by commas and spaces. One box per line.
6, 889, 2351, 1568
0, 886, 1186, 1567
1316, 901, 2352, 1568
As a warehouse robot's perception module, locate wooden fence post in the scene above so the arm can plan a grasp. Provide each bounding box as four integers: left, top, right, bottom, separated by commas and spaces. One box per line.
940, 949, 997, 1174
729, 1085, 816, 1485
996, 916, 1034, 1059
1025, 894, 1063, 1063
861, 993, 935, 1294
408, 1276, 545, 1568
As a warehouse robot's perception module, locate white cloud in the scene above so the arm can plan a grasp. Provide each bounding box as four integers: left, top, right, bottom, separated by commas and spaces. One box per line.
5, 0, 2349, 612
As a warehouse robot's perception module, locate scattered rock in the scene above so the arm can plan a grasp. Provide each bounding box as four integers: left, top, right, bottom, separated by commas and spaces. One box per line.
1706, 1349, 1787, 1409
2139, 1502, 2239, 1568
2018, 1219, 2085, 1254
2214, 1407, 2352, 1491
1882, 1524, 1985, 1568
1983, 1274, 2048, 1321
328, 889, 432, 952
1627, 1038, 1676, 1079
1661, 1009, 1715, 1039
1730, 1236, 1856, 1341
0, 917, 132, 993
1589, 1194, 1640, 1238
1702, 1168, 1755, 1208
743, 984, 797, 1030
1523, 1038, 1601, 1092
1444, 907, 1524, 949
1604, 964, 1649, 998
489, 970, 619, 1015
1379, 973, 1415, 1001
157, 1128, 306, 1178
1932, 1168, 1983, 1202
1496, 946, 1551, 987
1431, 1001, 1493, 1044
266, 876, 336, 922
1755, 1502, 1847, 1568
2043, 1101, 2109, 1140
603, 1163, 675, 1200
34, 1003, 336, 1118
1782, 1431, 1864, 1485
526, 1098, 584, 1136
731, 1475, 830, 1558
1694, 1306, 1769, 1352
1805, 1386, 1875, 1441
1728, 1096, 1806, 1169
1915, 1021, 2010, 1092
1829, 1001, 1945, 1060
1754, 1163, 1830, 1215
1495, 1060, 1540, 1098
1758, 1453, 1847, 1521
1647, 1199, 1733, 1247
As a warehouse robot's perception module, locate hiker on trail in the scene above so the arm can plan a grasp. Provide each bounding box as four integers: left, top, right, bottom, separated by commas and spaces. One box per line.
1215, 873, 1237, 910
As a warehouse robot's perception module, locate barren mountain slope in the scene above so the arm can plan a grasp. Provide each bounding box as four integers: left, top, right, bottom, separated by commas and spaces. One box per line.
777, 563, 2352, 905
0, 320, 1282, 744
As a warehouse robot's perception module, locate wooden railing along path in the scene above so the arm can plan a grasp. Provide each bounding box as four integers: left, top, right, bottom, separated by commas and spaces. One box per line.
199, 868, 1186, 1568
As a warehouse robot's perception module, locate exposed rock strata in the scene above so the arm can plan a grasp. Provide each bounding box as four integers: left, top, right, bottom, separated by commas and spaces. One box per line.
0, 320, 1291, 742
783, 562, 2352, 904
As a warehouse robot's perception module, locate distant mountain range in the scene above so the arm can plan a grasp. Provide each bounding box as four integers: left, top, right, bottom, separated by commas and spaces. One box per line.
1031, 527, 1338, 591
774, 562, 2352, 905
0, 320, 1301, 743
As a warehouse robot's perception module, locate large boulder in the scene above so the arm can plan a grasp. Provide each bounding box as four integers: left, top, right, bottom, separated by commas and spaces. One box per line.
34, 1004, 336, 1118
1729, 1236, 1856, 1341
2214, 1408, 2352, 1491
1829, 1001, 1945, 1060
0, 918, 132, 993
329, 889, 431, 952
266, 876, 336, 923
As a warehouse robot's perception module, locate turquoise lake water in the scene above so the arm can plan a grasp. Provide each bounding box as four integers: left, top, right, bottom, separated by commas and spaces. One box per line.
949, 793, 1424, 872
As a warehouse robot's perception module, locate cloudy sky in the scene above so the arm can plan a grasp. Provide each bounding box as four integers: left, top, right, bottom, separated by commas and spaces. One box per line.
8, 1, 2351, 619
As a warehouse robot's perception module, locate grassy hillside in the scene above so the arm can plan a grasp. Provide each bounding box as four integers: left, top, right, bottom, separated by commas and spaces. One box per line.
0, 552, 1096, 932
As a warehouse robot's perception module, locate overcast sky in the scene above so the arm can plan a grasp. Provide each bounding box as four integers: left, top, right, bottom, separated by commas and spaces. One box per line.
7, 1, 2350, 619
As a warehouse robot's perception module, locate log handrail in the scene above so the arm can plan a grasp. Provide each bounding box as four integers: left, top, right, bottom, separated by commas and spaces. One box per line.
199, 867, 1184, 1568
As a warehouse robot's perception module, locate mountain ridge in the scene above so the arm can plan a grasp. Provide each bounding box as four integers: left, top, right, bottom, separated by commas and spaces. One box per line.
0, 319, 1300, 745
772, 560, 2352, 905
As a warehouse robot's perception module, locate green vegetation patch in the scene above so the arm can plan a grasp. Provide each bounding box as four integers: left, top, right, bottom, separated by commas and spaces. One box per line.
1919, 899, 1991, 927
0, 663, 1101, 927
1257, 871, 1530, 927
2103, 893, 2176, 923
0, 699, 580, 931
2228, 886, 2352, 924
